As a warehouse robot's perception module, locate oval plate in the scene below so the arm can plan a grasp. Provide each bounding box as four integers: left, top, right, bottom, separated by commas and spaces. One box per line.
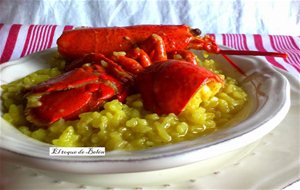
0, 46, 290, 174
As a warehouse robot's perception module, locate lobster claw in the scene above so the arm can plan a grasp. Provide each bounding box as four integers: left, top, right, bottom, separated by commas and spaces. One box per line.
25, 65, 124, 126
136, 60, 223, 115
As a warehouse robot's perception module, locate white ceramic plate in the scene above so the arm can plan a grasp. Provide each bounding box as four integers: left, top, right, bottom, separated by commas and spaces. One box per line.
0, 46, 290, 175
3, 66, 299, 189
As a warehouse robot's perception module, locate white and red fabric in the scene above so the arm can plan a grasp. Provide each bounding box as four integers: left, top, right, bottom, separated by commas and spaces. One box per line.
0, 24, 299, 79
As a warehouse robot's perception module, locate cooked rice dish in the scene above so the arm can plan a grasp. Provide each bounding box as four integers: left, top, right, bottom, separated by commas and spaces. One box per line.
1, 56, 248, 151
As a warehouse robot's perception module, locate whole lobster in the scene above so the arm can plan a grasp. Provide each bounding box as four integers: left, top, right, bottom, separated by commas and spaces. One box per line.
24, 25, 286, 126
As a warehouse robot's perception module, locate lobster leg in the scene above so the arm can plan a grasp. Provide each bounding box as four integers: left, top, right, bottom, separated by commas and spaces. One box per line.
187, 35, 220, 53
110, 52, 145, 75
127, 48, 152, 68
111, 34, 169, 71
167, 50, 198, 65
139, 34, 168, 62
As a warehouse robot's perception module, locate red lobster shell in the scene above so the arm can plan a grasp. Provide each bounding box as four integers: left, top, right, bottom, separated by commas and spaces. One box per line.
27, 24, 286, 126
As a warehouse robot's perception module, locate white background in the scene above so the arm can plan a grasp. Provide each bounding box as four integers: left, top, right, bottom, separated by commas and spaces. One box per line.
0, 0, 299, 35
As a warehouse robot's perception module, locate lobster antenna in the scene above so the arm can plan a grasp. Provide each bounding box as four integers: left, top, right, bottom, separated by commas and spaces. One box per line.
219, 49, 288, 58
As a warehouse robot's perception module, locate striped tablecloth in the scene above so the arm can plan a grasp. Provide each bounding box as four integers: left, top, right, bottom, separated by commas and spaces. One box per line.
0, 24, 299, 79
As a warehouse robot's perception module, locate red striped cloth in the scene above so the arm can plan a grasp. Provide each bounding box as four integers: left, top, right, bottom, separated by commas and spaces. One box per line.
212, 34, 300, 78
0, 24, 73, 63
1, 24, 299, 79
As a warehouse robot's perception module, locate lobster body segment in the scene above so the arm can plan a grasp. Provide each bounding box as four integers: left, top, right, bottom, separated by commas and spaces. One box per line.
57, 25, 219, 61
137, 60, 223, 115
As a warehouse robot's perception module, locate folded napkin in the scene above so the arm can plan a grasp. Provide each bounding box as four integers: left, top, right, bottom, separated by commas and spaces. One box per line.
1, 24, 299, 79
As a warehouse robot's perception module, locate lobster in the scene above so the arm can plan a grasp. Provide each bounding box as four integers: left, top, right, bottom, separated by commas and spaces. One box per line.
24, 25, 286, 126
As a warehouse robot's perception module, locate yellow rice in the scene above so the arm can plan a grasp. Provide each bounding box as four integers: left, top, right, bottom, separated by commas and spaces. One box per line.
1, 56, 248, 151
